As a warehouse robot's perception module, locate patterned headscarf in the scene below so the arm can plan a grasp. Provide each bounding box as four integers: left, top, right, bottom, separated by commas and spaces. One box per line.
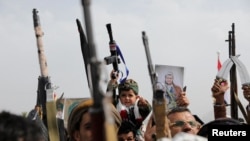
118, 79, 139, 95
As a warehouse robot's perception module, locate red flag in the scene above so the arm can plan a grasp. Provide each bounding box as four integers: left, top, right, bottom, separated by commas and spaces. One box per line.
217, 52, 222, 71
217, 57, 222, 71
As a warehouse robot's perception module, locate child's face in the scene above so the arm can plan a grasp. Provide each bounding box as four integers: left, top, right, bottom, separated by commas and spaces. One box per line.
119, 89, 138, 107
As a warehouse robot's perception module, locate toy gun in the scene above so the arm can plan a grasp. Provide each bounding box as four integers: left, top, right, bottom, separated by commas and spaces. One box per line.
80, 0, 118, 141
31, 8, 60, 141
142, 31, 171, 139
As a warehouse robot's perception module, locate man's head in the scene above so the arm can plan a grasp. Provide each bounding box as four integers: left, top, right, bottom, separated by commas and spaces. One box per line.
165, 71, 174, 85
0, 111, 45, 141
197, 117, 244, 137
67, 98, 93, 141
67, 98, 122, 141
167, 107, 200, 137
118, 79, 139, 107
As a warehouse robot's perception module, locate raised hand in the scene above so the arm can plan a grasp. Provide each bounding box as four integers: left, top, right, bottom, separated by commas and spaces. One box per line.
211, 79, 229, 104
176, 91, 189, 107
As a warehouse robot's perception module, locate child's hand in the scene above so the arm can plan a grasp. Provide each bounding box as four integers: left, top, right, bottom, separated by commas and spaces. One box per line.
110, 69, 119, 83
138, 96, 148, 106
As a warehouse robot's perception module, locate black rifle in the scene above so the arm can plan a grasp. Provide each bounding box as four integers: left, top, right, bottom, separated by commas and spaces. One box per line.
76, 18, 91, 88
225, 23, 238, 119
80, 0, 117, 141
104, 23, 121, 105
142, 31, 171, 139
104, 23, 120, 79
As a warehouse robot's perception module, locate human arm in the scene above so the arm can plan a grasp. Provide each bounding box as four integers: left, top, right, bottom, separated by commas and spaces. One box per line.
242, 85, 250, 123
106, 70, 119, 106
211, 79, 229, 119
138, 97, 152, 119
144, 114, 156, 141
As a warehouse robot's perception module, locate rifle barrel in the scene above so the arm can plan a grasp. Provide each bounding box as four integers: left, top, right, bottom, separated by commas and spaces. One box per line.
81, 1, 117, 141
142, 31, 171, 139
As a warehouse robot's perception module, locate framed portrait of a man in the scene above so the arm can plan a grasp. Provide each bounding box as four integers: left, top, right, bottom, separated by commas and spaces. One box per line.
155, 64, 185, 111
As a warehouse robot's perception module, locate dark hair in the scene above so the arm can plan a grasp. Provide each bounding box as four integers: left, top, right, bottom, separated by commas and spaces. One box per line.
67, 99, 93, 140
0, 111, 44, 141
167, 106, 191, 116
197, 118, 244, 137
118, 120, 137, 137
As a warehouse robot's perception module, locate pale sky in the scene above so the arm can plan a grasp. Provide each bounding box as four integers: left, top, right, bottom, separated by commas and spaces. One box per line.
0, 0, 250, 123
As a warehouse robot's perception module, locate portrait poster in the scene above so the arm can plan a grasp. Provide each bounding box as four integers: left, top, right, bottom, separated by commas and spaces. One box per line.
155, 64, 185, 111
155, 64, 185, 88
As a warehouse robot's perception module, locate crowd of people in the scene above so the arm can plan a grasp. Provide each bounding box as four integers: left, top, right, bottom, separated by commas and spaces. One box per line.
1, 70, 250, 141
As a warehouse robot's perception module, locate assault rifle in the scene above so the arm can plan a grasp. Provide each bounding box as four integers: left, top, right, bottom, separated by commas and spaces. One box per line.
142, 31, 171, 139
226, 23, 238, 119
31, 8, 60, 141
32, 8, 50, 125
104, 23, 120, 79
80, 0, 117, 141
104, 23, 121, 105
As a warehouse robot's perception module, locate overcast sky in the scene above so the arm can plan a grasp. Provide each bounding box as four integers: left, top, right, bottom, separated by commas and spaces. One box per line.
0, 0, 250, 123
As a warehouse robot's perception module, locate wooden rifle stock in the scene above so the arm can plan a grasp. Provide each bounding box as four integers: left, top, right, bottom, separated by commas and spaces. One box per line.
142, 31, 171, 139
32, 9, 60, 141
33, 8, 50, 126
81, 0, 117, 141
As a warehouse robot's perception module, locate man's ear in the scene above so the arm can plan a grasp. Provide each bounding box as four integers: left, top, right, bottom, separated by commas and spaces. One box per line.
73, 130, 80, 141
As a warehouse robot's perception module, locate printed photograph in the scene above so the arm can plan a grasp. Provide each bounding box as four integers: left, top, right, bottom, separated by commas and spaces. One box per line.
155, 64, 185, 111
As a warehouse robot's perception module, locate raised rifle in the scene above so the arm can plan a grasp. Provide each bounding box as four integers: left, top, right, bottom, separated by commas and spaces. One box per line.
104, 23, 120, 78
76, 18, 91, 89
104, 23, 121, 105
142, 31, 171, 139
32, 8, 60, 141
80, 0, 117, 141
227, 23, 238, 120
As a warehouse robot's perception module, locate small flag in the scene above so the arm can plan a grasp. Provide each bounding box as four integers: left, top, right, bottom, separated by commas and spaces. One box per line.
217, 51, 222, 71
217, 51, 230, 105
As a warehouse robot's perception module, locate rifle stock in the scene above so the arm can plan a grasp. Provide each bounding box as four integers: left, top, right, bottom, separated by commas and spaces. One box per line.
32, 8, 60, 141
33, 8, 51, 127
142, 31, 171, 139
80, 0, 117, 141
